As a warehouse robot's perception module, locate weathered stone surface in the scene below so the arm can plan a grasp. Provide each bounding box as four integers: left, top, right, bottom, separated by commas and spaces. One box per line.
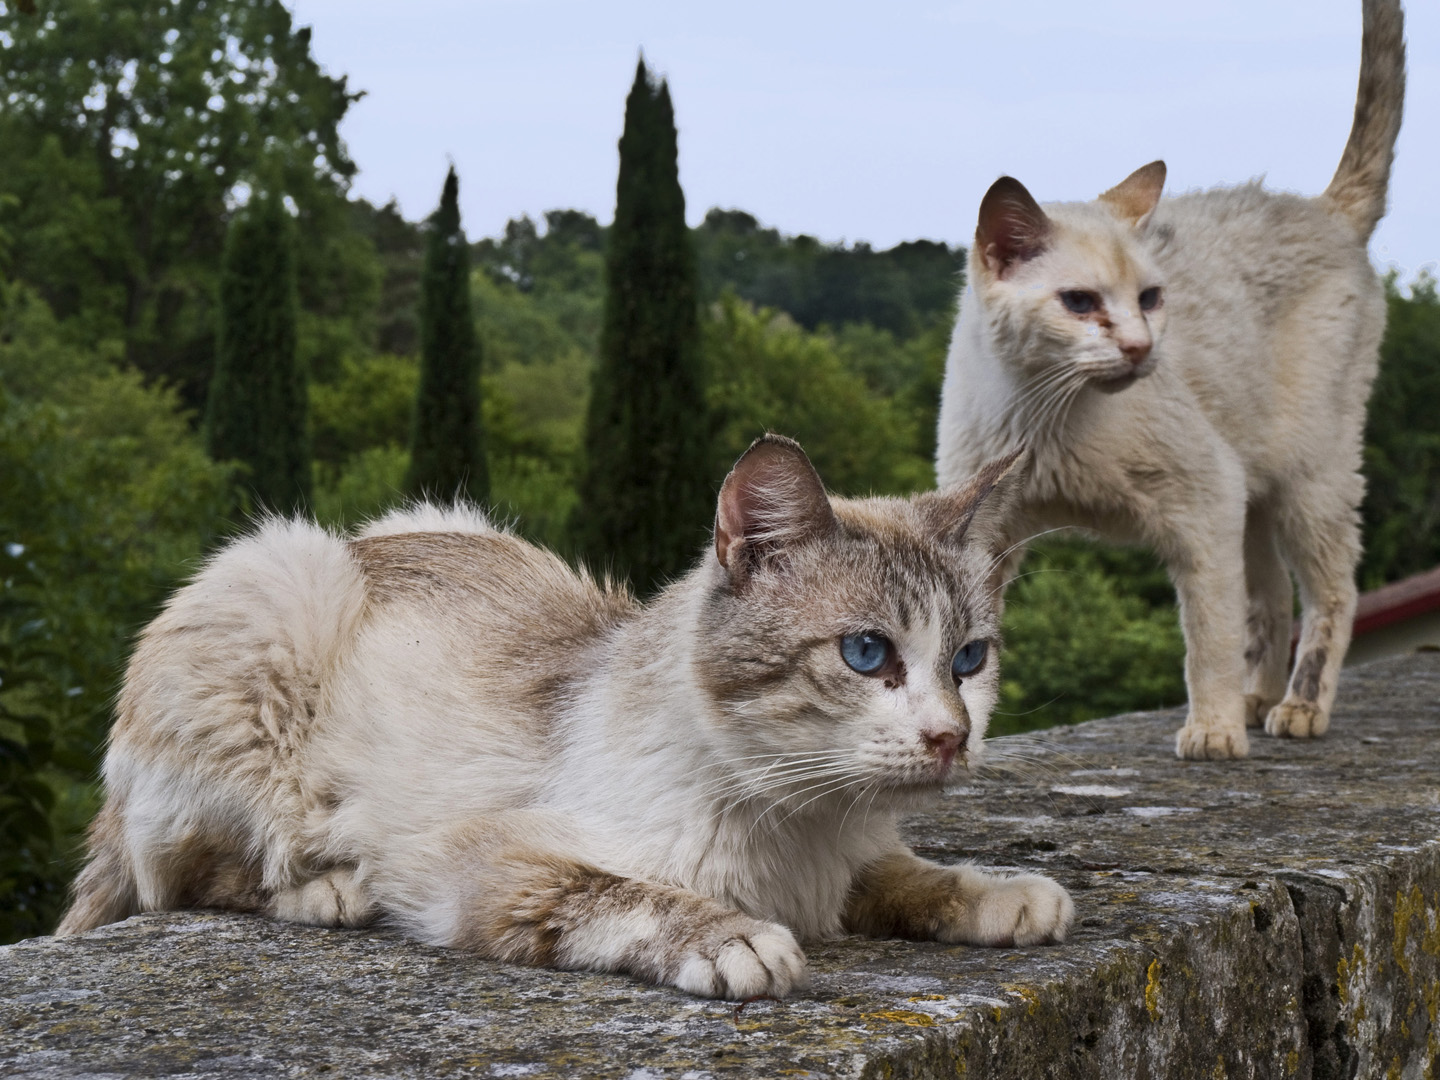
3, 655, 1438, 1079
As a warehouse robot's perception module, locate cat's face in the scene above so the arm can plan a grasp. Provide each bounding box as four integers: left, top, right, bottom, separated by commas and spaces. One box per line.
694, 437, 1021, 815
973, 163, 1169, 399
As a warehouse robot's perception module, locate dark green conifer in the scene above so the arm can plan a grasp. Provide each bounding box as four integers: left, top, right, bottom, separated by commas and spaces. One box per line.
573, 60, 709, 594
205, 193, 311, 514
405, 166, 488, 503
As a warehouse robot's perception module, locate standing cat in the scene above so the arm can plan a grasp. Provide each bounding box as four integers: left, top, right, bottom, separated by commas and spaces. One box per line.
935, 0, 1405, 760
58, 436, 1073, 998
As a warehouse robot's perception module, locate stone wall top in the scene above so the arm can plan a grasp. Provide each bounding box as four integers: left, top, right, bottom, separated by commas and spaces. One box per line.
4, 655, 1439, 1078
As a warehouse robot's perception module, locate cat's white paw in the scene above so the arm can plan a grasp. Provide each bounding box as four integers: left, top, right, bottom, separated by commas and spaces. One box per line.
671, 916, 810, 1000
271, 868, 372, 927
1243, 694, 1278, 729
1265, 700, 1329, 739
1174, 723, 1249, 760
941, 872, 1074, 947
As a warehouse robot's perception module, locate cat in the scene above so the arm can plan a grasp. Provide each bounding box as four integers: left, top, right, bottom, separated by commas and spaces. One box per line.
935, 0, 1405, 761
57, 435, 1073, 998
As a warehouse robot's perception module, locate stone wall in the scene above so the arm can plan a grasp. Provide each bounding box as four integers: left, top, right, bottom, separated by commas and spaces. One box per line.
4, 655, 1438, 1078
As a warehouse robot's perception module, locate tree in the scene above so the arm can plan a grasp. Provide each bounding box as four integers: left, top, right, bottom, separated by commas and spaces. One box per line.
1359, 272, 1440, 587
0, 0, 362, 406
572, 60, 710, 594
206, 194, 311, 513
0, 279, 235, 942
404, 167, 487, 504
705, 295, 931, 496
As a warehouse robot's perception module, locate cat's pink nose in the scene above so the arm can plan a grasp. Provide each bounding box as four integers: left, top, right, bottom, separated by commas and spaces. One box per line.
1120, 339, 1152, 366
923, 728, 963, 769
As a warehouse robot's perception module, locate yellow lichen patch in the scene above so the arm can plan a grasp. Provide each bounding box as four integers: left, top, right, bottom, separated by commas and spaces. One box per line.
1395, 885, 1426, 977
1337, 943, 1369, 1038
1111, 891, 1140, 903
1144, 959, 1162, 1021
1002, 984, 1042, 1017
1211, 1053, 1226, 1079
1286, 1048, 1301, 1075
907, 994, 947, 1002
1387, 1055, 1403, 1080
861, 1009, 936, 1028
1424, 891, 1440, 957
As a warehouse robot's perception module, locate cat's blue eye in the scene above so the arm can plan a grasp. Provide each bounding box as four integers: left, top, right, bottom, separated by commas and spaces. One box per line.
1138, 286, 1162, 311
840, 632, 891, 675
1059, 290, 1097, 315
951, 639, 988, 681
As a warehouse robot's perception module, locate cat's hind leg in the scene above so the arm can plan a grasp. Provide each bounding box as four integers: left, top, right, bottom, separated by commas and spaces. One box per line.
1266, 480, 1361, 739
844, 849, 1073, 947
377, 815, 810, 999
1242, 504, 1294, 728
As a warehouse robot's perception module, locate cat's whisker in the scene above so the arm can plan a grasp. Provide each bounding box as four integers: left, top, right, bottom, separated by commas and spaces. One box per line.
990, 693, 1066, 721
1018, 369, 1076, 419
1011, 365, 1079, 418
1026, 373, 1086, 442
697, 751, 858, 798
707, 768, 850, 805
761, 771, 872, 835
738, 766, 871, 837
981, 566, 1077, 605
706, 755, 866, 809
728, 763, 865, 804
951, 525, 1081, 615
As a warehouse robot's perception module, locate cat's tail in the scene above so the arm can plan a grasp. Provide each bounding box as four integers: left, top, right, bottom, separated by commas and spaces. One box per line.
55, 800, 138, 935
1322, 0, 1405, 239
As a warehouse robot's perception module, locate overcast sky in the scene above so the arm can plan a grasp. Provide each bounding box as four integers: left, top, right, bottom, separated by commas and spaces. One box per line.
287, 0, 1438, 282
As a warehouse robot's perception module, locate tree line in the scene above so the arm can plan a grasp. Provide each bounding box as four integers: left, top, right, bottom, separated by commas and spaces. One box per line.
2, 0, 1438, 943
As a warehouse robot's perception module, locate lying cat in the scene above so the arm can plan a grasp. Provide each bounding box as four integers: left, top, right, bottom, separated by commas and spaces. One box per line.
58, 435, 1073, 998
936, 0, 1405, 760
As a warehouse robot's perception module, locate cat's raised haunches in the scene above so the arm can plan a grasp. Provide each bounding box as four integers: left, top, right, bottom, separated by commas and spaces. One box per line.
936, 0, 1405, 760
58, 436, 1072, 998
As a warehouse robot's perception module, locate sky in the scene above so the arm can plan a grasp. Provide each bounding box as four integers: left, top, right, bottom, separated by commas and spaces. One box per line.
287, 0, 1438, 282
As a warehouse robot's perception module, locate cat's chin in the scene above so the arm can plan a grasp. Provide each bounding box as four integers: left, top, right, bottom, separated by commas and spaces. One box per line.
1089, 369, 1147, 394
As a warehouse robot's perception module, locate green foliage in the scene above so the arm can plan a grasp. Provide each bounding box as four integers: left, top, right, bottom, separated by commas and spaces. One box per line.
405, 167, 488, 504
573, 62, 711, 593
0, 498, 65, 942
707, 296, 932, 495
206, 194, 311, 514
695, 209, 965, 338
0, 281, 233, 941
0, 0, 365, 406
995, 540, 1187, 734
1359, 272, 1440, 588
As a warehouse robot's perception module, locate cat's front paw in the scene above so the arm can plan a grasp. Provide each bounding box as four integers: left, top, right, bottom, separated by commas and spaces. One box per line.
940, 872, 1074, 947
670, 916, 810, 1000
1264, 700, 1329, 739
1174, 722, 1249, 760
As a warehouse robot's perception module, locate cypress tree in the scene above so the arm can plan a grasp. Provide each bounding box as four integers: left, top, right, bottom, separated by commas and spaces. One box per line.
205, 193, 311, 514
573, 60, 709, 594
405, 166, 488, 503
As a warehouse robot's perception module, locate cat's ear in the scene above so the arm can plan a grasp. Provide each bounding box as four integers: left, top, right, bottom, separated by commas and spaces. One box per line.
715, 434, 838, 586
921, 446, 1030, 553
1099, 160, 1166, 227
975, 177, 1052, 280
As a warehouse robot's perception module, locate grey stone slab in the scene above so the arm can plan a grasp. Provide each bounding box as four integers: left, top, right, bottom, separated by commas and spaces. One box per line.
3, 655, 1438, 1078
